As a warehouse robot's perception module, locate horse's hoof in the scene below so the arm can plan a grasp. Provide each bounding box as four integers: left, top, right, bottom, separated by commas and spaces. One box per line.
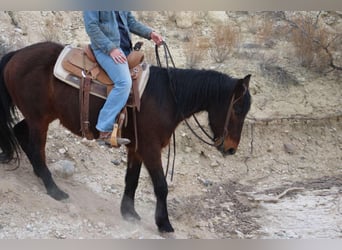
121, 210, 141, 221
121, 198, 141, 221
157, 219, 174, 233
158, 223, 175, 233
47, 188, 69, 201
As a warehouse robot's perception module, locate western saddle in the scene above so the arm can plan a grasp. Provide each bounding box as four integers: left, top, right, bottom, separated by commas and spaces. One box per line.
59, 42, 147, 147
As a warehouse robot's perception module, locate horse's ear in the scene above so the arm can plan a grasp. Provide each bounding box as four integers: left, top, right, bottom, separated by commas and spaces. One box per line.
242, 74, 251, 89
234, 74, 251, 98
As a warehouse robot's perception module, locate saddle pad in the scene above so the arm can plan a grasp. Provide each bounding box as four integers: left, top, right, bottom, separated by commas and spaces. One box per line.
54, 45, 107, 99
53, 45, 150, 101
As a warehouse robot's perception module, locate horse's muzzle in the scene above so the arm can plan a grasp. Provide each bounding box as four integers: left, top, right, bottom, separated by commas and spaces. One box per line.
217, 144, 237, 156
227, 148, 236, 155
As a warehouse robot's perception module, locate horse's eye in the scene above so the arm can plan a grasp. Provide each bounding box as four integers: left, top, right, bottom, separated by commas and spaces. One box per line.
234, 106, 243, 115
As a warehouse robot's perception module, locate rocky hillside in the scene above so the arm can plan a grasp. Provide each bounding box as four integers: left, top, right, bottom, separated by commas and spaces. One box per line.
1, 11, 341, 120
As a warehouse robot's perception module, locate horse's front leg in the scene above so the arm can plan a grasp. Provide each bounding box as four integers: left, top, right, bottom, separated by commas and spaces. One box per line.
145, 157, 174, 233
121, 149, 142, 221
13, 119, 69, 200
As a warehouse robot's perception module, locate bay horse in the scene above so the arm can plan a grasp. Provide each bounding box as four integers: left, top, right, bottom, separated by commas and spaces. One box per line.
0, 41, 251, 233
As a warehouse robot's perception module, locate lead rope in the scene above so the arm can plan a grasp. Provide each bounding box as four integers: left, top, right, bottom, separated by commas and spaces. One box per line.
155, 42, 177, 181
156, 42, 228, 180
156, 42, 220, 147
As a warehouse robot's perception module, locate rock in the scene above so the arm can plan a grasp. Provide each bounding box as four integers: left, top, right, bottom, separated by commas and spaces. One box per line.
184, 146, 192, 153
14, 27, 24, 34
26, 224, 33, 232
111, 159, 121, 165
58, 148, 67, 154
210, 160, 220, 168
197, 177, 213, 186
284, 143, 296, 154
54, 231, 67, 239
207, 11, 228, 24
87, 182, 103, 194
50, 160, 75, 178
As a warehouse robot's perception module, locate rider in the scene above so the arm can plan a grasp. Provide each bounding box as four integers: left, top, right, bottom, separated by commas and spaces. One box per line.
83, 11, 163, 146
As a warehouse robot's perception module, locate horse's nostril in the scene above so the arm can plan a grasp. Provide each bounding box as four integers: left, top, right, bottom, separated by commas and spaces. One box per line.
228, 148, 236, 155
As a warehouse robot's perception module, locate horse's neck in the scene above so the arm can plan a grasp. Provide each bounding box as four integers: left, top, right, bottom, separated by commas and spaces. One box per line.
173, 74, 214, 119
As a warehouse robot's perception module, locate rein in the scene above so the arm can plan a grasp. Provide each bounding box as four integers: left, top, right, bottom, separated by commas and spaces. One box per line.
155, 42, 177, 181
154, 42, 243, 180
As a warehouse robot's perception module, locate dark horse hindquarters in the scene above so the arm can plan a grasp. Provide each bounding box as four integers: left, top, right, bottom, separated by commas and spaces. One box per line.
0, 51, 19, 163
0, 41, 251, 233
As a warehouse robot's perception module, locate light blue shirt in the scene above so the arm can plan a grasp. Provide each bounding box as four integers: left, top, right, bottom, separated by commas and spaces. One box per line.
83, 11, 153, 55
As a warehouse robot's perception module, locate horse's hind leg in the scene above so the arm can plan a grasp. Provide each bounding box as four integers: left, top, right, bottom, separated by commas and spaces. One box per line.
121, 150, 142, 221
13, 119, 69, 200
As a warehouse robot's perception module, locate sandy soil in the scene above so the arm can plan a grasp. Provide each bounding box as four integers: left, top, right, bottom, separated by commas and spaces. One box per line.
0, 105, 341, 239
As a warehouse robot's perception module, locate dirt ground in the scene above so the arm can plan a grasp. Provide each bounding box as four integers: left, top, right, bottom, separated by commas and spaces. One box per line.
0, 11, 341, 239
0, 107, 341, 239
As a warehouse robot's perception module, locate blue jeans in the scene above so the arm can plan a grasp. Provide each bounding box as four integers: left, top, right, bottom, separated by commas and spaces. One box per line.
93, 48, 132, 132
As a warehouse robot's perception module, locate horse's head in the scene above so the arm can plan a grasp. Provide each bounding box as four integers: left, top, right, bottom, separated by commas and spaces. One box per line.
211, 74, 251, 156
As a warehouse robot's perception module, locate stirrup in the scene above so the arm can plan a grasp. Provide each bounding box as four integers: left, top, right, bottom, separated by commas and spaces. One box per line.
110, 124, 130, 147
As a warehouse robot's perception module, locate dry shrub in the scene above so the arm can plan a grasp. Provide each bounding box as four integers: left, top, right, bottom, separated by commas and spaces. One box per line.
184, 35, 210, 68
196, 37, 211, 50
288, 13, 331, 71
136, 11, 157, 26
259, 55, 298, 86
209, 24, 238, 63
182, 32, 209, 68
257, 17, 277, 48
246, 15, 260, 35
183, 42, 205, 68
40, 18, 61, 42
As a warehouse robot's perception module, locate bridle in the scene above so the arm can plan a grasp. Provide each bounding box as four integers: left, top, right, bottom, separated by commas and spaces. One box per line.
155, 42, 246, 179
181, 93, 235, 148
184, 88, 246, 148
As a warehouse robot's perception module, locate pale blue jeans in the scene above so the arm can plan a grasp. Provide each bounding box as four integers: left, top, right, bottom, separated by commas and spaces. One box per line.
93, 48, 132, 132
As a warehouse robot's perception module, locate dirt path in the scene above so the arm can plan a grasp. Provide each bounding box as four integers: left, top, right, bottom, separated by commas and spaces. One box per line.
1, 115, 341, 239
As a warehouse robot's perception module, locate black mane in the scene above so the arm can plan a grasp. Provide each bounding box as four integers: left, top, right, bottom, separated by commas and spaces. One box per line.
146, 66, 238, 117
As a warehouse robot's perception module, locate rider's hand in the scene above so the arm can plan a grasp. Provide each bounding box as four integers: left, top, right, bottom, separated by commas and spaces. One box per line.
110, 48, 127, 64
150, 31, 163, 46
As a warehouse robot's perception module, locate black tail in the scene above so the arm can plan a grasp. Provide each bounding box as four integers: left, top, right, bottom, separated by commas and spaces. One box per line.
0, 51, 20, 163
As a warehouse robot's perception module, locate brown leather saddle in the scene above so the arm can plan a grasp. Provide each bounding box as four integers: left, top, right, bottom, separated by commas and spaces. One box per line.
55, 42, 149, 142
62, 43, 145, 105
